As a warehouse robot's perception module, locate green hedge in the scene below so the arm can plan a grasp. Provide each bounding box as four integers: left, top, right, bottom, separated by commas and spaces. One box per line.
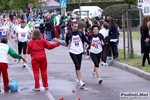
67, 1, 126, 11
102, 4, 139, 27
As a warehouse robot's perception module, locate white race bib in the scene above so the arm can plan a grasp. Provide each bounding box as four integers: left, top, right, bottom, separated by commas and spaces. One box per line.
2, 32, 6, 35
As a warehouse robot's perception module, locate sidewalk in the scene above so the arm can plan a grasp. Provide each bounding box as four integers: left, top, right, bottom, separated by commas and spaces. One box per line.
111, 37, 150, 81
118, 37, 141, 56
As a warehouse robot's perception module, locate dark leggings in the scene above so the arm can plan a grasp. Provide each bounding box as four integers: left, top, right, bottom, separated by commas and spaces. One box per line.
142, 53, 150, 65
69, 52, 82, 70
101, 44, 110, 63
18, 41, 27, 54
109, 42, 118, 59
90, 52, 101, 67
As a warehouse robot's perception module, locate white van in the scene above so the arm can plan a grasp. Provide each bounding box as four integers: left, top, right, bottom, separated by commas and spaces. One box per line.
72, 6, 103, 19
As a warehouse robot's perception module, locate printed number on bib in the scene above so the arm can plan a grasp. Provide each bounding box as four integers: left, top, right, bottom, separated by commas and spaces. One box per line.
21, 34, 26, 37
95, 45, 98, 49
75, 42, 79, 47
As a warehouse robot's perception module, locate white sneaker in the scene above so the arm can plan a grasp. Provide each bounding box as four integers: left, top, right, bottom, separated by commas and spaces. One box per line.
101, 62, 104, 66
105, 63, 108, 66
74, 74, 79, 83
86, 56, 90, 59
23, 63, 26, 67
80, 81, 85, 87
91, 69, 96, 79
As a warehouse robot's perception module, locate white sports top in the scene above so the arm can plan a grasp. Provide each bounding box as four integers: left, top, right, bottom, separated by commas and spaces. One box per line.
0, 24, 8, 35
16, 26, 31, 42
90, 37, 102, 54
69, 34, 83, 54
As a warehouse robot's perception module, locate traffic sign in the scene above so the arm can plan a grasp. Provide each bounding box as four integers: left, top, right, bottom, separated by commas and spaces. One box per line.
28, 3, 33, 9
138, 0, 142, 8
143, 0, 150, 16
60, 0, 67, 8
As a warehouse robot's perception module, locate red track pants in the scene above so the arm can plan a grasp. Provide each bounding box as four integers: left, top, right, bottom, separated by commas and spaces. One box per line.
31, 57, 48, 88
0, 63, 9, 88
55, 25, 59, 38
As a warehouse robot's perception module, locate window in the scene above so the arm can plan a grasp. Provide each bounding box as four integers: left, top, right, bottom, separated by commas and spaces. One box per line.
39, 0, 46, 2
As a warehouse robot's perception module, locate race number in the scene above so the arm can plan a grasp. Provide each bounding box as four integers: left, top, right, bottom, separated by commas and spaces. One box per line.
75, 42, 79, 47
21, 34, 26, 37
95, 45, 98, 48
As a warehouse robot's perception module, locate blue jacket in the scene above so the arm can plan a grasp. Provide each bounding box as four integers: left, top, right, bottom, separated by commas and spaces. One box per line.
109, 25, 119, 39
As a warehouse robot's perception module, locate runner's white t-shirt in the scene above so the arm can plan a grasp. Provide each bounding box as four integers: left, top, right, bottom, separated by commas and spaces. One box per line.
69, 35, 83, 54
0, 24, 8, 35
90, 37, 102, 54
16, 26, 31, 42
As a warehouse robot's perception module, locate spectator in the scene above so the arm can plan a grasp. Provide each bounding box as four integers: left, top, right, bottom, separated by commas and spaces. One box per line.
27, 29, 64, 91
108, 18, 119, 60
140, 17, 150, 66
0, 37, 26, 92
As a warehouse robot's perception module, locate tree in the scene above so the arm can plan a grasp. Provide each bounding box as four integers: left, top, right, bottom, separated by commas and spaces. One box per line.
8, 0, 37, 11
1, 0, 10, 10
124, 0, 137, 5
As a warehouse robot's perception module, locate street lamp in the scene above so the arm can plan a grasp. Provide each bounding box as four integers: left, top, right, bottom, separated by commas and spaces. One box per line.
138, 0, 143, 26
79, 0, 81, 19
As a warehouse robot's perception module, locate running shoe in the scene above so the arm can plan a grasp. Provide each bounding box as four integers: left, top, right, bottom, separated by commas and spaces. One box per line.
23, 63, 26, 67
4, 86, 10, 92
44, 87, 49, 90
80, 81, 85, 88
32, 88, 40, 91
86, 56, 90, 59
98, 79, 103, 84
101, 62, 104, 66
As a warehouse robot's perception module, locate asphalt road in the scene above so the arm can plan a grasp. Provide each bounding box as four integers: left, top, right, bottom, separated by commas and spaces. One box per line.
0, 39, 150, 100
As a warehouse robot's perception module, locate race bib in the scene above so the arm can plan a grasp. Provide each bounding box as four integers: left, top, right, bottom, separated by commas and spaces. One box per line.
73, 37, 80, 47
2, 32, 6, 35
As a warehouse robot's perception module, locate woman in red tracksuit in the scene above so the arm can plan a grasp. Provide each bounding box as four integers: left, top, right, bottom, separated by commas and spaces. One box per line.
27, 29, 61, 91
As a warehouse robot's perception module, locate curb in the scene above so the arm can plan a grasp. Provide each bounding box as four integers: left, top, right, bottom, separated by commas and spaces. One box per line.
110, 61, 150, 81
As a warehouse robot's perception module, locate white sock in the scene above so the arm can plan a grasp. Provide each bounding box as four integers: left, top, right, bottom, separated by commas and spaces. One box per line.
98, 78, 102, 81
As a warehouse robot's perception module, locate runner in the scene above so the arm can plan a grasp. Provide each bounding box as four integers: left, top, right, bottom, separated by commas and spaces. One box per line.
27, 18, 35, 32
0, 19, 8, 39
65, 21, 90, 88
89, 24, 105, 84
15, 20, 31, 67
